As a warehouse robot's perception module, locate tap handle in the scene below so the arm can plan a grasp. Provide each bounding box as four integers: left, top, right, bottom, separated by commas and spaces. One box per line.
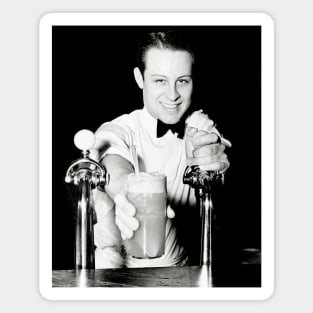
74, 129, 96, 156
65, 129, 109, 188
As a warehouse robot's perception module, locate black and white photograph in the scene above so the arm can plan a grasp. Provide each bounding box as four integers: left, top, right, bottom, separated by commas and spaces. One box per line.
39, 13, 274, 300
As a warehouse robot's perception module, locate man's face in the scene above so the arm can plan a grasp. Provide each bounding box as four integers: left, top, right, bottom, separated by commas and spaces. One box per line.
135, 48, 193, 124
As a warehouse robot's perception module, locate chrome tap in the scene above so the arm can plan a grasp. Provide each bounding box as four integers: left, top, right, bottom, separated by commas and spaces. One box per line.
65, 130, 109, 269
183, 166, 224, 267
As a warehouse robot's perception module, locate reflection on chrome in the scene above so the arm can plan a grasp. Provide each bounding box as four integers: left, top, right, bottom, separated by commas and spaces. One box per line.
197, 265, 213, 287
183, 165, 224, 287
65, 130, 108, 270
78, 269, 88, 288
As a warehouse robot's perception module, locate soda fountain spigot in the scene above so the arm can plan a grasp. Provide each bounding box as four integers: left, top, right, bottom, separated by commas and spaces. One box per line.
183, 111, 230, 286
65, 129, 109, 269
183, 166, 224, 268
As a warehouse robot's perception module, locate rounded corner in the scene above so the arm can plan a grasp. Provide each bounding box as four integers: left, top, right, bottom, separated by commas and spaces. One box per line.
38, 284, 54, 301
38, 12, 55, 28
260, 12, 275, 28
260, 284, 276, 301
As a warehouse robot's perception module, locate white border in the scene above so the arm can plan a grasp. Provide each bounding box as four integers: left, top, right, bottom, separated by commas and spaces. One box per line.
39, 12, 274, 301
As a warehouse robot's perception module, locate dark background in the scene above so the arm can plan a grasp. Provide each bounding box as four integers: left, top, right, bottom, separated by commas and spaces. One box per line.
52, 26, 261, 269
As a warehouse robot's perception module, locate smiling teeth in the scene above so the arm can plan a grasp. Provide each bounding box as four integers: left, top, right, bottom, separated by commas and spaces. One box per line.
162, 103, 179, 109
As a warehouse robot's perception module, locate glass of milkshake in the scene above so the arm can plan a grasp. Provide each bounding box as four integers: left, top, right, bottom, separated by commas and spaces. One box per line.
125, 172, 167, 259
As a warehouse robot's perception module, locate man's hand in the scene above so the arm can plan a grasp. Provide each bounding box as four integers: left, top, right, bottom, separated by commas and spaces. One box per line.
187, 128, 230, 172
185, 110, 231, 172
114, 190, 174, 240
114, 190, 139, 240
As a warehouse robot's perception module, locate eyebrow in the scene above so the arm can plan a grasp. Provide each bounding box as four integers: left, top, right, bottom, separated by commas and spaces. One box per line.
151, 74, 193, 78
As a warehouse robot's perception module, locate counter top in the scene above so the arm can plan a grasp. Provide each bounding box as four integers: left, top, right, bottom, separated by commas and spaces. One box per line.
52, 264, 261, 288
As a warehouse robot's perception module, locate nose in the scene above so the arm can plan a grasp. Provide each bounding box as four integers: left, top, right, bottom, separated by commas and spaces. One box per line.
165, 83, 180, 102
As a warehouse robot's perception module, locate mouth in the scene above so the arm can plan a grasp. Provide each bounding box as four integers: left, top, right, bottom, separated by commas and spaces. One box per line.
160, 102, 181, 112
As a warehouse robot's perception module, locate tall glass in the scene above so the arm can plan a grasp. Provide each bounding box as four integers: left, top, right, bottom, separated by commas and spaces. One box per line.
125, 172, 167, 259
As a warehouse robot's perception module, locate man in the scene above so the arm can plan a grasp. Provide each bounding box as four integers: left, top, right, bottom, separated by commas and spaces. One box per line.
90, 31, 231, 268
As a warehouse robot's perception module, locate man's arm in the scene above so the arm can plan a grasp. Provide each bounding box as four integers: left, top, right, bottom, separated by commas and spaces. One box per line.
93, 154, 138, 268
101, 154, 140, 240
101, 154, 134, 199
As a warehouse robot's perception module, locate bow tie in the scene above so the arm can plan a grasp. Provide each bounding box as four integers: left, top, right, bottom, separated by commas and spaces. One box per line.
156, 119, 185, 139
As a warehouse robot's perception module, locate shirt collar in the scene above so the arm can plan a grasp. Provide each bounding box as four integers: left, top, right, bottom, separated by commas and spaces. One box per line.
141, 107, 158, 139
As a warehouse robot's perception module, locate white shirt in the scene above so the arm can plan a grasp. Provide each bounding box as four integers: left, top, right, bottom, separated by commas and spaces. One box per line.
91, 107, 197, 268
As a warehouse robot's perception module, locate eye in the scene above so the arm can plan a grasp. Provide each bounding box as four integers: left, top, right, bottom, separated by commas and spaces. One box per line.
154, 79, 167, 84
177, 78, 191, 85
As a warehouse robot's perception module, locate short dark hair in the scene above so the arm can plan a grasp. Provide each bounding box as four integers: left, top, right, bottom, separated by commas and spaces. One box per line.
136, 31, 195, 74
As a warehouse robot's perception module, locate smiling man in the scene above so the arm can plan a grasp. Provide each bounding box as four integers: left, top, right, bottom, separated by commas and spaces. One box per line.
134, 47, 193, 125
90, 31, 231, 268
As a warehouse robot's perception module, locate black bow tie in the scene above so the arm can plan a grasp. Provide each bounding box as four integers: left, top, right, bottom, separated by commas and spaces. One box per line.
156, 119, 185, 139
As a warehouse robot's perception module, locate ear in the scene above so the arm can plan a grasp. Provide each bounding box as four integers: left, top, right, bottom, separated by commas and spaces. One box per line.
133, 67, 144, 89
